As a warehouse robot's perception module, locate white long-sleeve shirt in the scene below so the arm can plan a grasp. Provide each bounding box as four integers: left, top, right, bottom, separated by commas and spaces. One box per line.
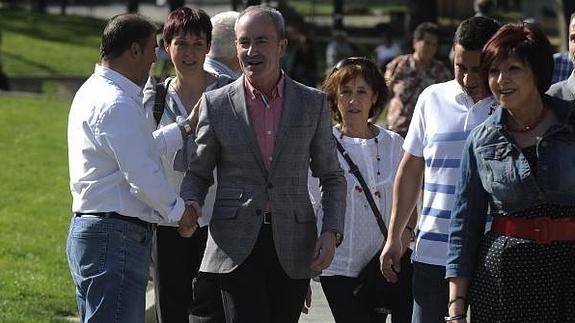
67, 65, 184, 224
310, 126, 404, 277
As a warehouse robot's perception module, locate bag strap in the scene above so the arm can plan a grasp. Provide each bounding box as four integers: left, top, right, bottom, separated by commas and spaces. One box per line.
334, 135, 388, 239
153, 78, 172, 125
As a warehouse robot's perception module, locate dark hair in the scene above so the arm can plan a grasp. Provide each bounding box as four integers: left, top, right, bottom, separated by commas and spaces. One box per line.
482, 22, 553, 94
322, 57, 388, 124
413, 22, 440, 41
163, 7, 212, 47
100, 14, 157, 60
453, 16, 501, 50
237, 5, 285, 39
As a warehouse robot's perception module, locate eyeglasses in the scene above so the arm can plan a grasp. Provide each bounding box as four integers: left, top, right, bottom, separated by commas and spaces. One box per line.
330, 57, 376, 75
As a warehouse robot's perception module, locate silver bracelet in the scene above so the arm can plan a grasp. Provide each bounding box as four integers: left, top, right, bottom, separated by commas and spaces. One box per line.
444, 313, 466, 322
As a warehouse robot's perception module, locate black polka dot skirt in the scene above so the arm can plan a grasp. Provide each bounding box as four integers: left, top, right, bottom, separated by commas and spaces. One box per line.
468, 206, 575, 322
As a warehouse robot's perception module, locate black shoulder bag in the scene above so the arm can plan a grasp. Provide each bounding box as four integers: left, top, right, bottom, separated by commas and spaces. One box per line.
334, 135, 414, 321
153, 78, 172, 125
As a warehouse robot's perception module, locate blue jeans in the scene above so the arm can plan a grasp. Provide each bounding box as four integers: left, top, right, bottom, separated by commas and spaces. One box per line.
411, 262, 448, 323
66, 215, 152, 322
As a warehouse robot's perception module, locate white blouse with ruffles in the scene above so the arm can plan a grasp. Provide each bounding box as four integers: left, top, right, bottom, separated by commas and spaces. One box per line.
310, 125, 404, 277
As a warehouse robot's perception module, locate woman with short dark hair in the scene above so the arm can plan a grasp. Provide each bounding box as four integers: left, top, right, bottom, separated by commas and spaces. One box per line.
446, 22, 575, 322
143, 7, 232, 323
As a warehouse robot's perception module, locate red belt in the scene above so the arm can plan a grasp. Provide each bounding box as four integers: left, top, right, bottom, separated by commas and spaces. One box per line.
492, 216, 575, 244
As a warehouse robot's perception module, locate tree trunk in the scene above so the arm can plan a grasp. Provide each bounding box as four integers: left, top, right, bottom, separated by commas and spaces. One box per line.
168, 0, 184, 12
127, 0, 139, 13
406, 0, 437, 34
60, 0, 68, 15
242, 0, 261, 9
333, 0, 343, 30
32, 0, 47, 13
232, 0, 240, 11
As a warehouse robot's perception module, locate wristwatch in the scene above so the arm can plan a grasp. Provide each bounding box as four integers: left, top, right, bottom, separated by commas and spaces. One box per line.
176, 115, 192, 137
332, 231, 343, 247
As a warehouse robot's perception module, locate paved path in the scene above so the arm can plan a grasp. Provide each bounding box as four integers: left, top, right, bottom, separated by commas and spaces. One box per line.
47, 3, 389, 28
299, 280, 335, 323
300, 280, 393, 323
47, 3, 232, 23
144, 279, 394, 323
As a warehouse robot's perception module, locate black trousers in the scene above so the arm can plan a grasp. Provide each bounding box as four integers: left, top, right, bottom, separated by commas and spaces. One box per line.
321, 250, 413, 323
151, 225, 210, 323
218, 224, 309, 323
190, 271, 225, 323
321, 275, 384, 323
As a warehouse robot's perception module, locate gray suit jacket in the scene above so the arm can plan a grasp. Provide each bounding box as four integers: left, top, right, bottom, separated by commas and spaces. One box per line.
548, 70, 575, 100
181, 76, 346, 279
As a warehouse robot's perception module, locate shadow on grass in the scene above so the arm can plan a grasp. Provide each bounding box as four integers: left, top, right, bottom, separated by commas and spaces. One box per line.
0, 9, 105, 49
3, 51, 58, 74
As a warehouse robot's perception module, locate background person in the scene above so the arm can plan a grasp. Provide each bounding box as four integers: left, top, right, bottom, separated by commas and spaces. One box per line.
326, 29, 354, 69
374, 27, 401, 70
203, 11, 241, 79
142, 7, 233, 323
312, 57, 413, 323
548, 12, 575, 92
446, 22, 575, 323
551, 51, 573, 84
384, 22, 451, 138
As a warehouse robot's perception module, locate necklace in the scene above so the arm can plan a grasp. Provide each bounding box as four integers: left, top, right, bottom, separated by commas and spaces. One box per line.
340, 126, 382, 198
507, 105, 548, 133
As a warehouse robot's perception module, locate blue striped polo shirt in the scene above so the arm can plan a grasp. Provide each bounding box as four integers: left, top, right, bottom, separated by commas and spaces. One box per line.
403, 79, 498, 266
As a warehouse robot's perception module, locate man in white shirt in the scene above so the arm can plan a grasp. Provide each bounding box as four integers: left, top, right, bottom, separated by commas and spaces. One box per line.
66, 14, 197, 322
379, 17, 500, 323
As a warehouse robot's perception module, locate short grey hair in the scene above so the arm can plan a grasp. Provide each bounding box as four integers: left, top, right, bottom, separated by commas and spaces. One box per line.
235, 5, 285, 39
208, 11, 240, 60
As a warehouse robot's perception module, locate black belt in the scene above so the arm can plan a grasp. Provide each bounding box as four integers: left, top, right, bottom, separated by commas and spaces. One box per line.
75, 212, 151, 228
263, 212, 272, 225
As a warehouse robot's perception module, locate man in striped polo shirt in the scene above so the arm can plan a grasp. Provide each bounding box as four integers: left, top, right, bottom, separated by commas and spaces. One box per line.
380, 17, 501, 323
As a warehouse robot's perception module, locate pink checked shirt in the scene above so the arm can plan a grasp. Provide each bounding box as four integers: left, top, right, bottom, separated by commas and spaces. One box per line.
244, 75, 285, 171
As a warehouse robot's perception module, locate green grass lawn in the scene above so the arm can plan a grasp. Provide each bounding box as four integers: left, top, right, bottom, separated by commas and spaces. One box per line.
0, 9, 105, 76
0, 95, 77, 322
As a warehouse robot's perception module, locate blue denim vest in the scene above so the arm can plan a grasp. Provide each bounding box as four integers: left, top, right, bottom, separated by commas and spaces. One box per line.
446, 95, 575, 278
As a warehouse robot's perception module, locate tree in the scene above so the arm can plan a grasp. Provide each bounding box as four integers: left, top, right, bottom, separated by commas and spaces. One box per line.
60, 0, 68, 15
168, 0, 184, 12
333, 0, 343, 30
406, 0, 437, 34
31, 0, 47, 13
127, 0, 139, 13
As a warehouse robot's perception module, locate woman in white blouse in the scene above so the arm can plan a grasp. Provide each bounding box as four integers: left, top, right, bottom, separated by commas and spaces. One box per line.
311, 57, 413, 323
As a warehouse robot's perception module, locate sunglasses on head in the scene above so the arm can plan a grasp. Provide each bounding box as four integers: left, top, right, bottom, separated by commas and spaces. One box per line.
330, 57, 376, 75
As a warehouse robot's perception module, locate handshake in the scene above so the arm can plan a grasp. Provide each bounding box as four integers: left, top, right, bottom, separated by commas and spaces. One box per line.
177, 201, 201, 238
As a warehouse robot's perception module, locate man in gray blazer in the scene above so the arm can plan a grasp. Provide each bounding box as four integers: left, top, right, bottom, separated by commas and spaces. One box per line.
181, 5, 346, 323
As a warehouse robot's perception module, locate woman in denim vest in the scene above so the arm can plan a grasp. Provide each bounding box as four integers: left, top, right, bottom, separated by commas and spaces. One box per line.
445, 23, 575, 322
